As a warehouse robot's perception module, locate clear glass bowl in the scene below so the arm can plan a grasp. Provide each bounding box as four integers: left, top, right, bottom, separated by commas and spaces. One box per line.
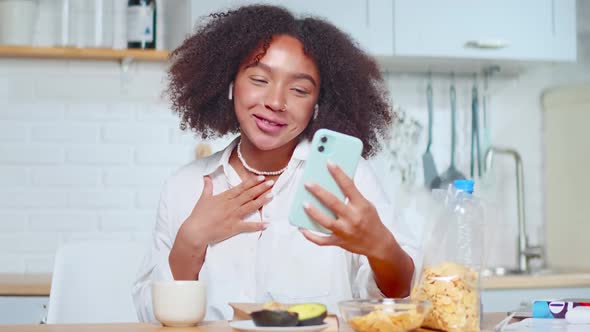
338, 299, 431, 332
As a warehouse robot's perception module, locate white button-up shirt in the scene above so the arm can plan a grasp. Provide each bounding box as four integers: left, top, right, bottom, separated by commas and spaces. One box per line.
132, 137, 420, 321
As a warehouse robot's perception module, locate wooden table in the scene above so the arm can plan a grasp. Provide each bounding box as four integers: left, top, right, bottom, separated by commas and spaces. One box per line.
0, 321, 226, 332
0, 313, 511, 332
4, 271, 590, 296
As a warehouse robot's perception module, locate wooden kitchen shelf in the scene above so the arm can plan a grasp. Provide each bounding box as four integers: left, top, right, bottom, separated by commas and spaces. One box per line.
0, 45, 169, 62
0, 273, 51, 296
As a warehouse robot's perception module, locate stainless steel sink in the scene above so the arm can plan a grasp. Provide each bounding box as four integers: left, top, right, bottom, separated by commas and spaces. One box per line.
484, 147, 545, 274
482, 266, 569, 277
482, 266, 527, 277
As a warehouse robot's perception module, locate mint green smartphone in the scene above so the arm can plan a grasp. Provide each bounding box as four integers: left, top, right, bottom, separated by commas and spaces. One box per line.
288, 129, 363, 234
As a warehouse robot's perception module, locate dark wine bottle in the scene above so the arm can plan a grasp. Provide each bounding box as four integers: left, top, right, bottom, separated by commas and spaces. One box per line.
127, 0, 156, 49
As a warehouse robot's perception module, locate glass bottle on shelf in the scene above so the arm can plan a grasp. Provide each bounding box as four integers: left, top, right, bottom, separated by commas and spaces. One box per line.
126, 0, 156, 49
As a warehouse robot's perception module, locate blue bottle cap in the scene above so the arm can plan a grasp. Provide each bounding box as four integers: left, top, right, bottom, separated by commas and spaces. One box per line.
454, 179, 474, 194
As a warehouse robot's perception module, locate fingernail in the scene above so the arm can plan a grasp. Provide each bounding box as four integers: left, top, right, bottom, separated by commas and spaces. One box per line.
327, 160, 336, 168
257, 175, 265, 181
262, 223, 269, 230
266, 192, 274, 199
265, 180, 274, 186
304, 181, 314, 188
303, 201, 311, 209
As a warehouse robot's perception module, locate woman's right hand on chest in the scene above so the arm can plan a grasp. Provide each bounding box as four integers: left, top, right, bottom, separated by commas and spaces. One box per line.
176, 175, 274, 248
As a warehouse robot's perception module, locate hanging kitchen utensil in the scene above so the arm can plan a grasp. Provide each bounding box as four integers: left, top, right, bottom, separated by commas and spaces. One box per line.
470, 75, 482, 178
481, 66, 499, 174
423, 77, 439, 188
481, 70, 491, 160
431, 75, 465, 189
479, 67, 500, 193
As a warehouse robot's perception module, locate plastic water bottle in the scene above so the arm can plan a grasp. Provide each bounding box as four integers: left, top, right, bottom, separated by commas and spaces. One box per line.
454, 179, 474, 194
453, 179, 484, 328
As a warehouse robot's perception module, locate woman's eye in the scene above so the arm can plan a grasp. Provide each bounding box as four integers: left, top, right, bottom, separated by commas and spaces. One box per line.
292, 88, 309, 96
250, 77, 268, 84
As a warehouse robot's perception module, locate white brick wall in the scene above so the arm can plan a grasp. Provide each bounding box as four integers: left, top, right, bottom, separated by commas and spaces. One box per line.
66, 146, 133, 164
0, 213, 26, 232
31, 167, 101, 186
0, 167, 27, 186
29, 212, 98, 232
1, 38, 588, 274
0, 124, 27, 141
0, 191, 68, 209
0, 145, 64, 164
0, 59, 201, 273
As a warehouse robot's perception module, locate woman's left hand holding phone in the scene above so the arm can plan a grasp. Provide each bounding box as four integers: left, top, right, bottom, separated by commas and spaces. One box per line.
299, 162, 393, 259
169, 175, 274, 280
300, 162, 414, 297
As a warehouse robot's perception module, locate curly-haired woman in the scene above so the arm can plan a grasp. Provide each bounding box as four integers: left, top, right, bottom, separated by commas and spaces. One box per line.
133, 4, 419, 321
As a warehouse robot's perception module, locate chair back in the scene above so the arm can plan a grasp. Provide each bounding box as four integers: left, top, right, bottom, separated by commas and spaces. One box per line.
46, 240, 146, 323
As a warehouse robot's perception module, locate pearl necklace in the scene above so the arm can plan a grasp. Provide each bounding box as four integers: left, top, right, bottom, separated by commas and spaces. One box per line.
237, 140, 289, 176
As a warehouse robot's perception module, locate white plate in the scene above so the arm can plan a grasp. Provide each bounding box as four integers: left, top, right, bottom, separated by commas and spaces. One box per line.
229, 320, 329, 332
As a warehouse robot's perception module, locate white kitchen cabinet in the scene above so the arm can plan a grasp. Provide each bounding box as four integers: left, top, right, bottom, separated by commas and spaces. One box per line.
181, 0, 391, 56
482, 287, 590, 313
392, 0, 577, 62
0, 296, 48, 324
164, 0, 576, 68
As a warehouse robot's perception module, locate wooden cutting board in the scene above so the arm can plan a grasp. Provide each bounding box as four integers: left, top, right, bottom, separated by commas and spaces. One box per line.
229, 303, 340, 332
229, 303, 507, 332
542, 83, 590, 271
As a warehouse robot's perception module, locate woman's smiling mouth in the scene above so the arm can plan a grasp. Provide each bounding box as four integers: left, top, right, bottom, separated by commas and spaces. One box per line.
253, 114, 287, 134
253, 114, 286, 126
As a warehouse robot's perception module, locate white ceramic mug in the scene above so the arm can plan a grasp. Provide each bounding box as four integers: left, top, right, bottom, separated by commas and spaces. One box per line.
152, 280, 207, 327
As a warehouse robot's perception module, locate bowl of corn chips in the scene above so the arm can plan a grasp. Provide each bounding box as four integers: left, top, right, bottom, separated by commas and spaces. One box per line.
338, 299, 431, 332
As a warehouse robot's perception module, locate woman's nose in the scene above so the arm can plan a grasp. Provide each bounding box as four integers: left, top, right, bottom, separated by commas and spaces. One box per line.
264, 86, 287, 112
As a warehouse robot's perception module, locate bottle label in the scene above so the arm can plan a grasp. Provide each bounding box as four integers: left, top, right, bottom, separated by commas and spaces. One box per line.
126, 6, 154, 42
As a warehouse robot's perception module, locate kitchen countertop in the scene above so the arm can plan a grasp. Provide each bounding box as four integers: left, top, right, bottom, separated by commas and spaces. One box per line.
482, 271, 590, 290
0, 313, 511, 332
2, 272, 590, 296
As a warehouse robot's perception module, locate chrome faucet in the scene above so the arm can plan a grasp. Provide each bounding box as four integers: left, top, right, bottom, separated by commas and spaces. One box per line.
484, 146, 544, 273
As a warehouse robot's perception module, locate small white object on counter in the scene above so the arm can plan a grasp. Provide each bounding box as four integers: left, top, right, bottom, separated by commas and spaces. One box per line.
505, 317, 590, 332
229, 320, 328, 332
566, 307, 590, 325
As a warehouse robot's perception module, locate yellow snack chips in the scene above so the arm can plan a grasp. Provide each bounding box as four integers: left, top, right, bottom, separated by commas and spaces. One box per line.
348, 308, 425, 332
412, 262, 480, 332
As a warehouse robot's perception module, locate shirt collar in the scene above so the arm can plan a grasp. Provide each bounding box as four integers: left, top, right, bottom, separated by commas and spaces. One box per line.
201, 135, 312, 176
291, 138, 311, 161
202, 136, 239, 176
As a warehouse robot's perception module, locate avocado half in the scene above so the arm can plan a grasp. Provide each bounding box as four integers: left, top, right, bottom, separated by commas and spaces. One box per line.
288, 303, 327, 326
251, 310, 299, 327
